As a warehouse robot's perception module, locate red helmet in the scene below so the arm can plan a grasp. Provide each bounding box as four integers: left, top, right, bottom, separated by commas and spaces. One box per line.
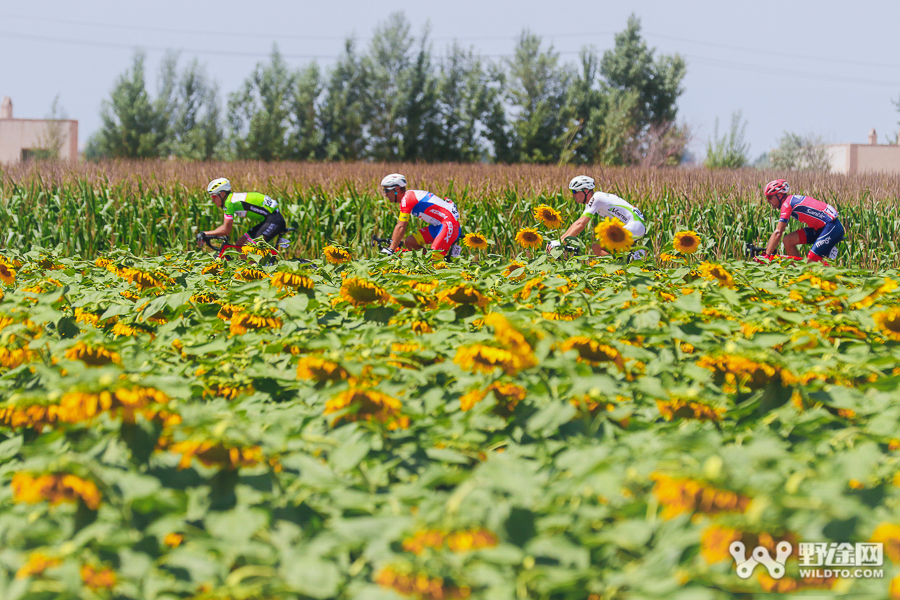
764, 179, 789, 197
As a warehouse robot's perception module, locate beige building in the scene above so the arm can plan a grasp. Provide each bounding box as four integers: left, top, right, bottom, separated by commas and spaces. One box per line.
826, 128, 900, 175
0, 97, 78, 163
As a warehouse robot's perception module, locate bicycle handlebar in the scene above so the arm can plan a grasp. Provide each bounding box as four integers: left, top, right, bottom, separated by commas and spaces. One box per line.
198, 233, 230, 251
744, 243, 767, 258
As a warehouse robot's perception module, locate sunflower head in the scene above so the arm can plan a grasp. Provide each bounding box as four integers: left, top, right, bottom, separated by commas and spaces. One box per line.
324, 245, 352, 265
340, 277, 391, 307
594, 218, 634, 252
515, 227, 543, 249
0, 263, 16, 285
673, 230, 701, 255
874, 307, 900, 340
699, 262, 735, 288
463, 232, 489, 250
534, 204, 563, 229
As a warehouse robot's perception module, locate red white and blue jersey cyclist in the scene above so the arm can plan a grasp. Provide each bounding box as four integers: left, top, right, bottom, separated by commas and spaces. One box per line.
763, 179, 844, 262
380, 173, 461, 257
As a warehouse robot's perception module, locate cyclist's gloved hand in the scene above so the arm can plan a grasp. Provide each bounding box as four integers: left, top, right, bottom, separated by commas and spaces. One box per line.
195, 232, 207, 246
546, 240, 561, 252
380, 247, 394, 256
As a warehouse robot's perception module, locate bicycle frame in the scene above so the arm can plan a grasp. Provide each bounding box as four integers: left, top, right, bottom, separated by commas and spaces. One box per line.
203, 236, 277, 260
744, 243, 830, 266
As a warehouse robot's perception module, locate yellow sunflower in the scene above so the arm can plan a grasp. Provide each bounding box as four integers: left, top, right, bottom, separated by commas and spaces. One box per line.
515, 227, 543, 249
270, 271, 314, 293
594, 218, 633, 252
699, 262, 735, 288
0, 263, 16, 285
673, 230, 701, 255
324, 388, 408, 429
339, 277, 391, 307
230, 311, 283, 336
533, 204, 563, 229
463, 232, 489, 250
559, 336, 624, 369
874, 307, 900, 340
323, 245, 351, 264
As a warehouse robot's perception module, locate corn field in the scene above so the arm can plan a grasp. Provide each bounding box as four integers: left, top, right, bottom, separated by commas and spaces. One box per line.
1, 161, 899, 268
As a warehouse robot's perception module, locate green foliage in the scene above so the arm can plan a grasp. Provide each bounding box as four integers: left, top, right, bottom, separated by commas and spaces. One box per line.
769, 131, 830, 172
600, 14, 686, 129
86, 12, 689, 165
320, 40, 371, 160
504, 32, 572, 163
705, 111, 750, 169
0, 247, 898, 599
159, 54, 224, 160
226, 47, 297, 161
86, 51, 167, 159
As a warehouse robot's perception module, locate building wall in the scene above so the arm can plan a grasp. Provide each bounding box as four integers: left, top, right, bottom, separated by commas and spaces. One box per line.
826, 144, 900, 175
0, 119, 78, 163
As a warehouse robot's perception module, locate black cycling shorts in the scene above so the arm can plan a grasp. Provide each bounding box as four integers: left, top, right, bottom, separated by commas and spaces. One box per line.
246, 211, 287, 242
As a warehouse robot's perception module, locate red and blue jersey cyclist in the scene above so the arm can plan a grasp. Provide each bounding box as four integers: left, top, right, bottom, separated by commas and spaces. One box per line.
380, 173, 461, 257
763, 179, 844, 262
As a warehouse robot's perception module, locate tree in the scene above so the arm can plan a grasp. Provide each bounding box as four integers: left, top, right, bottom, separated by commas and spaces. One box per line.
288, 63, 324, 160
769, 132, 830, 172
600, 14, 686, 130
366, 13, 413, 160
35, 95, 69, 160
427, 44, 492, 162
226, 47, 295, 161
482, 63, 516, 163
320, 39, 371, 160
86, 50, 166, 159
158, 54, 223, 160
504, 31, 572, 163
400, 35, 440, 161
705, 111, 749, 169
562, 48, 640, 165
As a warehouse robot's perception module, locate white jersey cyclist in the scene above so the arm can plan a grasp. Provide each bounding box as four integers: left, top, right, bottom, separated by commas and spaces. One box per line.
548, 175, 648, 258
582, 192, 647, 238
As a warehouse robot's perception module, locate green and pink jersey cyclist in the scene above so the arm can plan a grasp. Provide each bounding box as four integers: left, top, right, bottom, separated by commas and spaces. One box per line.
381, 173, 461, 257
200, 178, 287, 246
763, 179, 844, 262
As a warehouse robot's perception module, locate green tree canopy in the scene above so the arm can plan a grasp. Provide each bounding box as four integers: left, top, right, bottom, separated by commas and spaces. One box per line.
86, 51, 166, 159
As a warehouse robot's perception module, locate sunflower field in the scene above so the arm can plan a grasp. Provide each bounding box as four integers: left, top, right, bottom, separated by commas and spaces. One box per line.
2, 161, 900, 269
0, 224, 900, 600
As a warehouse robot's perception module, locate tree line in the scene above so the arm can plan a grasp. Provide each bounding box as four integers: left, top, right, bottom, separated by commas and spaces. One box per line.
85, 13, 688, 165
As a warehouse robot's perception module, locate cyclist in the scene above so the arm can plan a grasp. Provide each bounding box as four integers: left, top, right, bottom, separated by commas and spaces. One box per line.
548, 175, 647, 258
197, 178, 287, 247
380, 173, 462, 258
762, 179, 843, 262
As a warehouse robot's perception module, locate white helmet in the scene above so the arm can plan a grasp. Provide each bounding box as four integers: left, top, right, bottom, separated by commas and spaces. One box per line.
568, 175, 595, 192
380, 173, 407, 189
207, 178, 232, 195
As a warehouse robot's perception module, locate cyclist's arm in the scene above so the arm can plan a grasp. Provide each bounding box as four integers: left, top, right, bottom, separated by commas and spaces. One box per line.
205, 217, 234, 238
390, 216, 409, 252
765, 221, 788, 255
560, 215, 591, 243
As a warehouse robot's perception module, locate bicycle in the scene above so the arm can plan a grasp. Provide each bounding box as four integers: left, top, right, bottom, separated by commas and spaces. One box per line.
744, 242, 831, 266
371, 234, 462, 260
197, 228, 312, 265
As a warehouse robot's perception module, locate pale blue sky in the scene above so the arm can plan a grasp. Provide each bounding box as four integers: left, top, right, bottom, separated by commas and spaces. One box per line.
3, 0, 900, 158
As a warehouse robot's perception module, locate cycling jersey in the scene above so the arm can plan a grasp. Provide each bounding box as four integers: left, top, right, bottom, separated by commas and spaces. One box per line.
583, 192, 647, 238
399, 190, 461, 225
778, 195, 838, 229
223, 192, 279, 227
399, 190, 461, 254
